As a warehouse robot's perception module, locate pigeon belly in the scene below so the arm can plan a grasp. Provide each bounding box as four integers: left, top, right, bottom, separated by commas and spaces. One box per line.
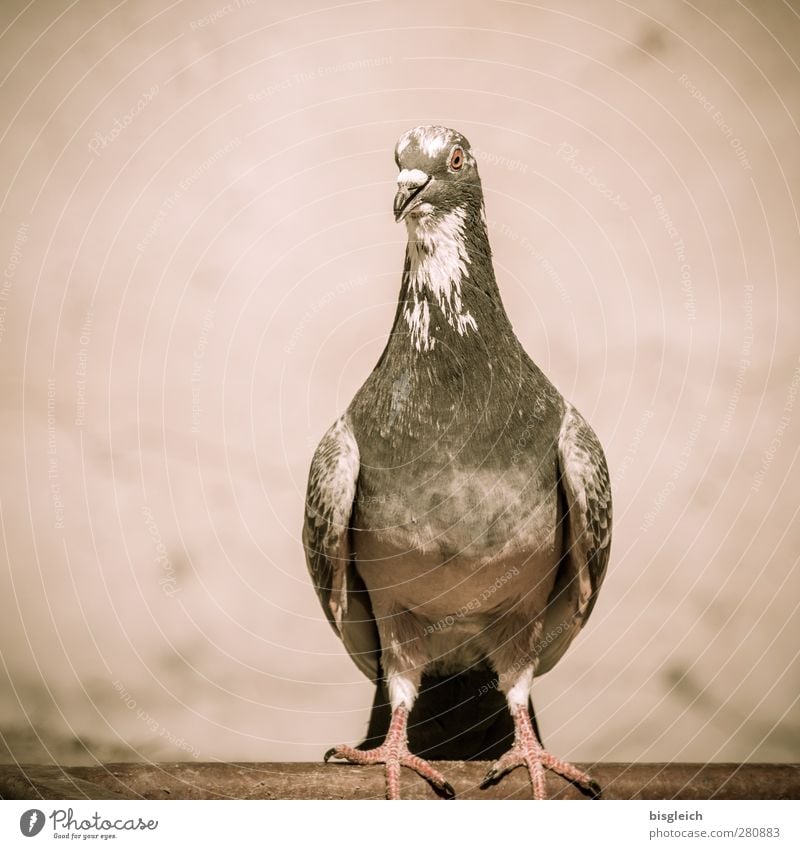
352, 457, 562, 670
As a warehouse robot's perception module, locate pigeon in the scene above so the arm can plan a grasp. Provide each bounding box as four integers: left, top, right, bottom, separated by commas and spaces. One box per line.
303, 125, 612, 800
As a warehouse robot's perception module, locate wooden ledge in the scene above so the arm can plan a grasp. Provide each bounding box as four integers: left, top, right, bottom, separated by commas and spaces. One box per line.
1, 762, 798, 800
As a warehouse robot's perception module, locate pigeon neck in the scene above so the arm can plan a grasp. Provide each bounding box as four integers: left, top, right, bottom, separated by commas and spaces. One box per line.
396, 202, 506, 354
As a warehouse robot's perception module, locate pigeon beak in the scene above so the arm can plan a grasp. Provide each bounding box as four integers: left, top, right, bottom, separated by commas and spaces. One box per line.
394, 171, 431, 222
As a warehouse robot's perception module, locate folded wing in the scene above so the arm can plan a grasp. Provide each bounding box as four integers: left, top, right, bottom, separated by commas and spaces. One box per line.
538, 404, 612, 674
302, 414, 380, 679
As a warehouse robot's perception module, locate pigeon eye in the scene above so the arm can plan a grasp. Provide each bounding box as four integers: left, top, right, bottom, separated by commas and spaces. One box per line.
449, 147, 464, 171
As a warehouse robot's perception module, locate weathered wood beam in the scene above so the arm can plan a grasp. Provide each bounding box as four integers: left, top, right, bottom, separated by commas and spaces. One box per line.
1, 762, 798, 800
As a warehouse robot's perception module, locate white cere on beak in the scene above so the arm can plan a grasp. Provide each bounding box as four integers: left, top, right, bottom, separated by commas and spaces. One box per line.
397, 168, 429, 189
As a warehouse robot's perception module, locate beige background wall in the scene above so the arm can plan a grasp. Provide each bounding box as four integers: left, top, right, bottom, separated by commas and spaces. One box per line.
0, 0, 798, 766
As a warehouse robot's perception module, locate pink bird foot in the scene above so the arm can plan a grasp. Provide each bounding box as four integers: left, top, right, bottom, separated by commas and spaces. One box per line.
480, 704, 601, 799
324, 704, 455, 800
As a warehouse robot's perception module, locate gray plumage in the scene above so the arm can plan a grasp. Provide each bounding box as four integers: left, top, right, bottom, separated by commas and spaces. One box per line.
303, 125, 612, 799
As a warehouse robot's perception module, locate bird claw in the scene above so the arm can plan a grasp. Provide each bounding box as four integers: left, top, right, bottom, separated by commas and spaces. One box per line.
481, 745, 601, 799
323, 741, 454, 799
434, 778, 456, 800
478, 703, 601, 799
479, 767, 500, 789
480, 751, 524, 790
586, 778, 603, 799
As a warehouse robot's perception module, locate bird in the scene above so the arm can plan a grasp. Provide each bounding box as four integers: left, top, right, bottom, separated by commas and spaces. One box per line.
302, 125, 612, 800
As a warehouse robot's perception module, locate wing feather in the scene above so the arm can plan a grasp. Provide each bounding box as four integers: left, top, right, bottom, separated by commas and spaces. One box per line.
302, 414, 380, 680
538, 404, 612, 674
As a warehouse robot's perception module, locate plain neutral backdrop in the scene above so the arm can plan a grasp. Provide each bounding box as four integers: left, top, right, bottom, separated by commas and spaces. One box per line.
0, 0, 798, 767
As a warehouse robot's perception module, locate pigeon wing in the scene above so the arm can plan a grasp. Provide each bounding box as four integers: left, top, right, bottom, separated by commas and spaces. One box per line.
302, 414, 380, 680
538, 404, 612, 674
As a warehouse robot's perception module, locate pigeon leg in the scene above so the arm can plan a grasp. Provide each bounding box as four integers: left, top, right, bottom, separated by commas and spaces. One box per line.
324, 703, 455, 800
480, 702, 601, 799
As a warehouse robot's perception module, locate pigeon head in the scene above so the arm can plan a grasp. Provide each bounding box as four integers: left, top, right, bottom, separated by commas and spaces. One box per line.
389, 126, 501, 355
393, 125, 482, 223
